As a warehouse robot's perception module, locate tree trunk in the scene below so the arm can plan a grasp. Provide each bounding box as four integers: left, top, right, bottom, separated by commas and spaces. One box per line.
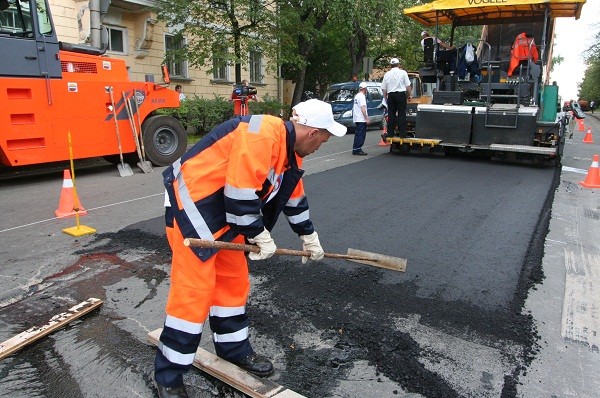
290, 10, 328, 111
234, 32, 242, 84
349, 21, 368, 80
292, 67, 307, 107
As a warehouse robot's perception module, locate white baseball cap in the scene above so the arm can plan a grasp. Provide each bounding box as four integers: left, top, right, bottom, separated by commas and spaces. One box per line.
390, 57, 400, 65
292, 99, 347, 137
421, 30, 428, 37
359, 82, 368, 89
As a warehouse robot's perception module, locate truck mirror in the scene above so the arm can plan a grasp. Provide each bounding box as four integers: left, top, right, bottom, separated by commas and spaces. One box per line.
161, 65, 171, 84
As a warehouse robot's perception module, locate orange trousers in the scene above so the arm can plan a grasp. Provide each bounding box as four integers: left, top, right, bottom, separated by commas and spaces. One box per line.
165, 221, 250, 323
155, 221, 253, 387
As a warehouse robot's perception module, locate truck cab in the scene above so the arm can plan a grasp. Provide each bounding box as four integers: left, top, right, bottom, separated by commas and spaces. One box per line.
0, 0, 187, 168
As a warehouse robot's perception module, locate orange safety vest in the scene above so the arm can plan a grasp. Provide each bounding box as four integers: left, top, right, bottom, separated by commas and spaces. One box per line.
163, 115, 313, 260
508, 33, 539, 76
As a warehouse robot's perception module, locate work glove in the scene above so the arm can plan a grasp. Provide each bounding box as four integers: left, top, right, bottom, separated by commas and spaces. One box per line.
248, 229, 277, 260
300, 231, 324, 264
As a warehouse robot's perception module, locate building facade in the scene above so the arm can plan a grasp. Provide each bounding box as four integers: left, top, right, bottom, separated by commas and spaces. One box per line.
48, 0, 282, 102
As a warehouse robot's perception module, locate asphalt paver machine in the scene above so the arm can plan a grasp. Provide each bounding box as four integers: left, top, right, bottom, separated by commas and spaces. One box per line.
393, 0, 587, 165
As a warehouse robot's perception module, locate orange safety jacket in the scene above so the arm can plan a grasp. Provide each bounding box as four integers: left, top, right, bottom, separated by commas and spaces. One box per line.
508, 32, 539, 77
162, 115, 314, 261
231, 90, 256, 116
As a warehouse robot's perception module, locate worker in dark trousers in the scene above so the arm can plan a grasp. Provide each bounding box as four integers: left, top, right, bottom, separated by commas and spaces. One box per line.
352, 82, 370, 155
381, 58, 412, 139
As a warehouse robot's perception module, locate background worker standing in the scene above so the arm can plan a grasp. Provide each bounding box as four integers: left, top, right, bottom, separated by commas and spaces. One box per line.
381, 58, 412, 140
352, 82, 370, 155
175, 85, 186, 101
154, 99, 347, 398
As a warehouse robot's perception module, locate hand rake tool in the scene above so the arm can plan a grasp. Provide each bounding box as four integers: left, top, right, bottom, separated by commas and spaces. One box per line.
123, 91, 153, 173
107, 86, 133, 177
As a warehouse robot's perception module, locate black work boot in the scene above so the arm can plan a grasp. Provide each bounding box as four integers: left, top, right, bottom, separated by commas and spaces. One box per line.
156, 382, 189, 398
230, 353, 274, 377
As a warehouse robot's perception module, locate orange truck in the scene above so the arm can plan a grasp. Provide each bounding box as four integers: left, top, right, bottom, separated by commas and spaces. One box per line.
0, 0, 186, 168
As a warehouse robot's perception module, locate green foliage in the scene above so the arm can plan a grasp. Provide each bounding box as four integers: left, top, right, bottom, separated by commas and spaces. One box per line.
158, 95, 233, 135
579, 60, 600, 103
157, 95, 286, 136
302, 24, 351, 91
153, 0, 277, 81
551, 54, 564, 73
578, 29, 600, 102
248, 94, 286, 118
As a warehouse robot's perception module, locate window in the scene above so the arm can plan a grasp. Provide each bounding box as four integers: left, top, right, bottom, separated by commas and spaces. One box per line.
106, 26, 126, 53
368, 87, 382, 101
212, 42, 229, 81
36, 0, 52, 35
0, 0, 33, 35
249, 49, 263, 84
165, 34, 187, 78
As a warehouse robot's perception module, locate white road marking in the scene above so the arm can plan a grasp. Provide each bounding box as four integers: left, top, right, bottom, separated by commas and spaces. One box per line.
0, 193, 162, 233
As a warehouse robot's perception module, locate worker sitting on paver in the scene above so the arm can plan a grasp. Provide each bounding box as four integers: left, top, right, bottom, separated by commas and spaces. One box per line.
154, 99, 347, 398
508, 32, 539, 77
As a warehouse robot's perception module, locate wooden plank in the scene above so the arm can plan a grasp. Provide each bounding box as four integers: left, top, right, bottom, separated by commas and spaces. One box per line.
148, 328, 306, 398
0, 298, 103, 360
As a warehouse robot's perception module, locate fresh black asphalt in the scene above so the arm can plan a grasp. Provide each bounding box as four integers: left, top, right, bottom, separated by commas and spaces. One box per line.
0, 151, 558, 397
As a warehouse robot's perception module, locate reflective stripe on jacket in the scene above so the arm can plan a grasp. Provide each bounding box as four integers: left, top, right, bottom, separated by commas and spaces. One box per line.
162, 115, 314, 260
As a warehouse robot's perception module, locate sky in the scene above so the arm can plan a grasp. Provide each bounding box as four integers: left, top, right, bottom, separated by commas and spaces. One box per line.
551, 0, 600, 102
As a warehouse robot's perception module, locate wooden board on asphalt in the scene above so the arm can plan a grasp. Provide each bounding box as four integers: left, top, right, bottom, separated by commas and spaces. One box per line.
147, 328, 305, 398
0, 298, 103, 360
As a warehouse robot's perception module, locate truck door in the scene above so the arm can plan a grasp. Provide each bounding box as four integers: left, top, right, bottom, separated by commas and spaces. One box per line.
0, 0, 60, 78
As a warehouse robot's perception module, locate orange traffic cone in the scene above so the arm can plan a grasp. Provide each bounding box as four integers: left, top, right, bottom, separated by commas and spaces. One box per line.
378, 134, 390, 146
580, 155, 600, 188
55, 169, 87, 218
578, 119, 585, 131
583, 126, 594, 144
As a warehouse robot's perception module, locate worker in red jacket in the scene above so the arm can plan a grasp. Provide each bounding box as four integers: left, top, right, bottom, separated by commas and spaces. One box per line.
231, 79, 258, 116
154, 99, 346, 398
508, 32, 539, 77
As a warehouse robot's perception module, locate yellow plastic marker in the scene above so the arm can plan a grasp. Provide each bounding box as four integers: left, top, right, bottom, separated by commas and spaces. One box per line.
63, 132, 96, 237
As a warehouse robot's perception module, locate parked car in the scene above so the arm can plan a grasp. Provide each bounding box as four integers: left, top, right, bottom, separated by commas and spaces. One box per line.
323, 81, 385, 132
568, 100, 586, 119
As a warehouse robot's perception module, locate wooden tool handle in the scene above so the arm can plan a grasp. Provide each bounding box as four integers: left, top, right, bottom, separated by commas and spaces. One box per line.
183, 238, 376, 262
184, 238, 310, 257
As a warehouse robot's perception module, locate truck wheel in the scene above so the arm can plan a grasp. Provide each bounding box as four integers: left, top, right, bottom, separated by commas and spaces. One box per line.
141, 115, 187, 166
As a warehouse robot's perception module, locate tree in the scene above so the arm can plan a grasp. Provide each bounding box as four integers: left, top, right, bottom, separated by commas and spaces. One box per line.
346, 0, 412, 80
153, 0, 275, 84
302, 24, 350, 98
578, 28, 600, 102
292, 0, 426, 96
277, 0, 343, 107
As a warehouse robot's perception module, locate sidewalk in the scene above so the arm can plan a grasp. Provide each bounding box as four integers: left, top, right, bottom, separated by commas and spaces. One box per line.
519, 111, 600, 397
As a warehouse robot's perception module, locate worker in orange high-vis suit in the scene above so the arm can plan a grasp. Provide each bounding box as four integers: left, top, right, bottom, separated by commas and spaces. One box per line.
154, 99, 347, 398
508, 32, 539, 77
